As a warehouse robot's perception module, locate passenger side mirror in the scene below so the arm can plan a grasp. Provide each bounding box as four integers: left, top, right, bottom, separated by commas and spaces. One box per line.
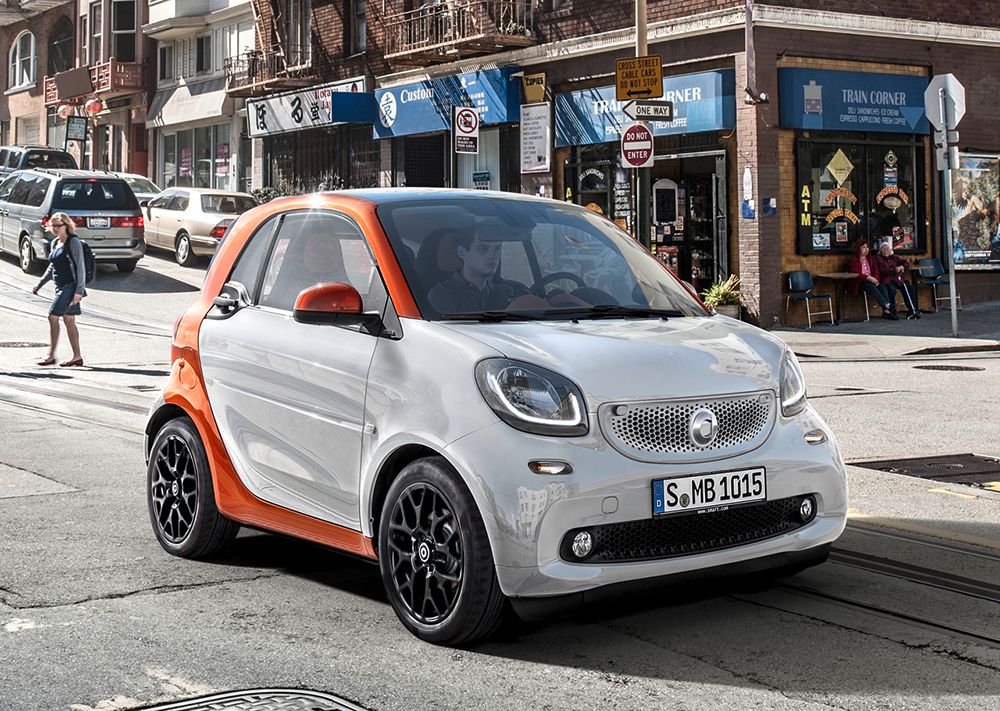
139, 200, 149, 208
293, 282, 384, 334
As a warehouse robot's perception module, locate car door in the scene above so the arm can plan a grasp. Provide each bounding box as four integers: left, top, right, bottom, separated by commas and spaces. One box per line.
0, 174, 19, 254
164, 191, 190, 248
144, 191, 173, 247
1, 176, 33, 255
198, 210, 390, 528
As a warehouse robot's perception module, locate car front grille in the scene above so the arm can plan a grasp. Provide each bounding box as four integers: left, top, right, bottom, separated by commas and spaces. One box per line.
598, 391, 776, 463
560, 495, 813, 564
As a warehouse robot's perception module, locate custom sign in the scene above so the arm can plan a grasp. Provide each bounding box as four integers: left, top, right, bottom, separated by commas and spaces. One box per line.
616, 56, 663, 101
620, 123, 654, 168
622, 100, 674, 121
65, 116, 87, 141
522, 72, 546, 104
520, 102, 551, 174
779, 68, 929, 134
454, 106, 480, 154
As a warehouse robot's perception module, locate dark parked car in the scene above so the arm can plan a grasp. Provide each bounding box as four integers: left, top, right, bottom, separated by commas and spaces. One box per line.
0, 145, 77, 176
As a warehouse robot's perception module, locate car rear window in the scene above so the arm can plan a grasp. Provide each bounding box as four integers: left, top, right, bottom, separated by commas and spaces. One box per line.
24, 151, 77, 169
52, 181, 139, 211
201, 194, 257, 214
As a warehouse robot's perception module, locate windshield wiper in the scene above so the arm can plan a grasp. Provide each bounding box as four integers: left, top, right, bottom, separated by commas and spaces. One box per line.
542, 305, 684, 320
441, 311, 541, 323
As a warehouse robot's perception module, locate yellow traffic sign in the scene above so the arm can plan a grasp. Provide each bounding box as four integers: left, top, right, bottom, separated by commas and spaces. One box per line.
616, 55, 663, 101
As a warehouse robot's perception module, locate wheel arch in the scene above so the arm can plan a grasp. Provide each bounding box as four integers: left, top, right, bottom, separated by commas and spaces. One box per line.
368, 443, 442, 548
145, 402, 192, 461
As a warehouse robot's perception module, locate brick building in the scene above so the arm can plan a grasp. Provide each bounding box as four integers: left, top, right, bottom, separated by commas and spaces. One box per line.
227, 1, 1000, 325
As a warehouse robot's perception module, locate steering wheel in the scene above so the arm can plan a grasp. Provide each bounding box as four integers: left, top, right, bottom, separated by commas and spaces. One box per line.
533, 271, 587, 296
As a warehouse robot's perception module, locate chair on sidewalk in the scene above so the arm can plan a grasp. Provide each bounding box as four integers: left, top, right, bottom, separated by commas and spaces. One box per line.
916, 258, 962, 312
786, 271, 833, 328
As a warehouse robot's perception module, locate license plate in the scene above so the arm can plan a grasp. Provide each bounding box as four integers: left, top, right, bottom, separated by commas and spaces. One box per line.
88, 217, 110, 229
652, 468, 766, 517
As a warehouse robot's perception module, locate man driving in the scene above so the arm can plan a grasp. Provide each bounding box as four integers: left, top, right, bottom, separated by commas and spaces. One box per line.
428, 224, 520, 314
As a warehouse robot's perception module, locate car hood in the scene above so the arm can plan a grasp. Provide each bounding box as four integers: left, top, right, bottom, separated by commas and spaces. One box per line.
436, 316, 786, 407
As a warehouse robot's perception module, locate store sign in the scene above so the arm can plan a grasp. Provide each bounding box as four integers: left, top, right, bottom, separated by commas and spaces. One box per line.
473, 171, 491, 190
374, 67, 520, 139
522, 73, 546, 103
247, 78, 374, 138
951, 153, 1000, 267
778, 68, 929, 134
454, 107, 480, 154
555, 69, 736, 147
620, 123, 654, 168
520, 102, 551, 174
66, 116, 87, 142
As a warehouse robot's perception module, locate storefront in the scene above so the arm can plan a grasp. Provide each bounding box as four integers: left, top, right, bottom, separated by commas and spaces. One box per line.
374, 67, 521, 191
779, 68, 931, 259
554, 68, 736, 292
249, 78, 377, 192
149, 78, 240, 190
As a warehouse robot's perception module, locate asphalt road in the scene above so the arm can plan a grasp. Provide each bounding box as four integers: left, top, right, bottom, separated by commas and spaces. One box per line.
1, 247, 999, 711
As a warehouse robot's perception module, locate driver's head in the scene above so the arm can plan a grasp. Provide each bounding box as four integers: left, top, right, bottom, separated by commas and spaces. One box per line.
456, 224, 502, 280
302, 233, 342, 274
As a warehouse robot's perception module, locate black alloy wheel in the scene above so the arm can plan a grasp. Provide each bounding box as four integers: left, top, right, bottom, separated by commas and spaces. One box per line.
147, 417, 238, 558
379, 457, 505, 645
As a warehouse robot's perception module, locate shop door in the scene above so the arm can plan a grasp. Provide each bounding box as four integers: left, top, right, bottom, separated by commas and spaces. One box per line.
563, 160, 613, 219
404, 135, 445, 187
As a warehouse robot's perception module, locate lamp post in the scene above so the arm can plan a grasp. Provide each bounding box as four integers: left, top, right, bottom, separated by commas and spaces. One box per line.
83, 98, 104, 170
635, 0, 651, 249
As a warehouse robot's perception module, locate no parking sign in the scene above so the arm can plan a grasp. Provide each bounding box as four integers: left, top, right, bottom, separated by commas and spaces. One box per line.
454, 106, 480, 154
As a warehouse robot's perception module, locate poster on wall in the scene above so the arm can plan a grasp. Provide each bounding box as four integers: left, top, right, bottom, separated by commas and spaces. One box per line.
520, 103, 551, 174
180, 147, 193, 177
215, 144, 230, 177
951, 153, 1000, 267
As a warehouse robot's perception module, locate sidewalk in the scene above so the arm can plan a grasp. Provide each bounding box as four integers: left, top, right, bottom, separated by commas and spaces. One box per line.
773, 299, 1000, 360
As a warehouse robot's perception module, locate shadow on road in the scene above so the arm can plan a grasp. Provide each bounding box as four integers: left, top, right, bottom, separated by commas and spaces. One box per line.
89, 264, 200, 294
83, 365, 170, 377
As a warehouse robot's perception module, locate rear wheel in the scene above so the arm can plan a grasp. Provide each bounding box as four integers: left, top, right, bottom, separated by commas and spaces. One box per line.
175, 232, 196, 267
19, 236, 41, 274
147, 417, 239, 558
116, 259, 138, 273
378, 457, 505, 645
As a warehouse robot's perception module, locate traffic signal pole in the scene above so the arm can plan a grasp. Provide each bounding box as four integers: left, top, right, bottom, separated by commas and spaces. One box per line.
636, 0, 651, 248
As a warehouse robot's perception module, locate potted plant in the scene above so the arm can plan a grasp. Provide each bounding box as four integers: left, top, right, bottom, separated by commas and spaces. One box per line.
701, 274, 742, 318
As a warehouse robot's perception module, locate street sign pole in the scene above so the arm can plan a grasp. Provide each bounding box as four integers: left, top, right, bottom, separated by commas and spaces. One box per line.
939, 87, 959, 337
636, 0, 651, 249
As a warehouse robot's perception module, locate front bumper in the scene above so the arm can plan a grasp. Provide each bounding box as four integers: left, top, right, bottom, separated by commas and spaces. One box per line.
31, 235, 146, 262
444, 405, 848, 599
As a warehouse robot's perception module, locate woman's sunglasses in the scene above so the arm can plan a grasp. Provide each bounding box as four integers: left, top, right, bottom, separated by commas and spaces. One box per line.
51, 222, 66, 227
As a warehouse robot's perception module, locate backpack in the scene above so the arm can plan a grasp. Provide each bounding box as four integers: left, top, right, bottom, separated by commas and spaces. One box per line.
68, 236, 97, 284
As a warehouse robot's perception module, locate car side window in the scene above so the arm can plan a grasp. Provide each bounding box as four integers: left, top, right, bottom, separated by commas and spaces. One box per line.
148, 191, 173, 209
24, 176, 51, 208
258, 211, 387, 316
228, 215, 279, 300
0, 150, 8, 167
8, 177, 33, 205
0, 175, 17, 201
169, 192, 190, 211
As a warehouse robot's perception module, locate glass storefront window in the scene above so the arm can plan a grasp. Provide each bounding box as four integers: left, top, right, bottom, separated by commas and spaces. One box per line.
796, 136, 925, 254
194, 126, 212, 188
176, 131, 193, 187
162, 124, 237, 191
162, 133, 177, 188
214, 124, 231, 190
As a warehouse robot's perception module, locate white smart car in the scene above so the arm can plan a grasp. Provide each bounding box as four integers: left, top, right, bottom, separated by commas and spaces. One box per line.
145, 190, 848, 645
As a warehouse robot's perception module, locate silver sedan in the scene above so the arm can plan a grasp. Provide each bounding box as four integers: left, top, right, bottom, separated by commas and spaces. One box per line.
142, 188, 258, 266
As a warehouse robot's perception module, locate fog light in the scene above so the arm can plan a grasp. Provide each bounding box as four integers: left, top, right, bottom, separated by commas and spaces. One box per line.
528, 459, 573, 475
804, 429, 827, 445
799, 496, 816, 522
571, 531, 593, 559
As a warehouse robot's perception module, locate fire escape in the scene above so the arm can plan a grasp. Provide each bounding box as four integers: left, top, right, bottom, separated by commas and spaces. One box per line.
224, 0, 314, 97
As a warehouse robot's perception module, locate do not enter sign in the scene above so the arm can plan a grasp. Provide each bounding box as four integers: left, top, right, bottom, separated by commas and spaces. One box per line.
621, 123, 654, 168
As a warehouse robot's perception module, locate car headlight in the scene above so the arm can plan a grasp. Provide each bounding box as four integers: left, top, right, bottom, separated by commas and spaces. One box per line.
475, 359, 588, 436
780, 349, 808, 417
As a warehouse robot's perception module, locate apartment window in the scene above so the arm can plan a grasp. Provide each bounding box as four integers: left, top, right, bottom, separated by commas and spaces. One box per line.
349, 0, 366, 53
90, 3, 102, 64
284, 0, 312, 67
112, 0, 136, 62
48, 17, 75, 75
158, 44, 174, 81
196, 35, 211, 73
8, 32, 36, 91
79, 16, 87, 66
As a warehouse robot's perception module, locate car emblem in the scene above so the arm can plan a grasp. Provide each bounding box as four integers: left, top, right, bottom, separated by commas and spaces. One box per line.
689, 408, 719, 447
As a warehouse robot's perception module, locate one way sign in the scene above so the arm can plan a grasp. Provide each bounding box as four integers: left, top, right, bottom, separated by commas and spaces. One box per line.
622, 100, 674, 121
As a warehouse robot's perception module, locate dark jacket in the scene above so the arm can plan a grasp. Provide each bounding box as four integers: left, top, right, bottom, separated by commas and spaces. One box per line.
873, 253, 909, 286
846, 255, 881, 296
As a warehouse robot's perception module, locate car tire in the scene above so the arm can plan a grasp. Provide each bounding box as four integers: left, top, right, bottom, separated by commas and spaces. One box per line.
175, 232, 196, 267
116, 259, 138, 273
378, 456, 506, 646
19, 236, 41, 275
147, 417, 239, 558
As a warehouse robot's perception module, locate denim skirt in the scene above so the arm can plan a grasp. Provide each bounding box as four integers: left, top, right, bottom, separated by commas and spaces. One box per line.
50, 285, 82, 316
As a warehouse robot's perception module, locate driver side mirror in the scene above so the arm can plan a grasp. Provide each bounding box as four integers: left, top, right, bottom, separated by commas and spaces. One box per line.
139, 200, 149, 208
293, 282, 384, 334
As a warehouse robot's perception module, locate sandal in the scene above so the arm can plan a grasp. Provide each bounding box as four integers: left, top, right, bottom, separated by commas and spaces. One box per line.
59, 357, 84, 368
36, 356, 56, 366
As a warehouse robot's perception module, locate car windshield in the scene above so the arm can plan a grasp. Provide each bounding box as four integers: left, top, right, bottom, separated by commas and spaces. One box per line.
123, 176, 159, 194
376, 196, 706, 321
201, 194, 257, 214
52, 181, 139, 211
24, 151, 76, 169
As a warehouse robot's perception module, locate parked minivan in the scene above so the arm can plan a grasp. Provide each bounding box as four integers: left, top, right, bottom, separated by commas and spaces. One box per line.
0, 145, 77, 176
0, 169, 145, 273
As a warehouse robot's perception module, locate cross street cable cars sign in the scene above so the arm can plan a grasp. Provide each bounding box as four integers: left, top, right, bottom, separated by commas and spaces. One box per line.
454, 106, 480, 154
616, 55, 663, 101
621, 123, 654, 168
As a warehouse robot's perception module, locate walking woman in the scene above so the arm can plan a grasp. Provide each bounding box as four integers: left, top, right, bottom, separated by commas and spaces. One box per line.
31, 212, 85, 366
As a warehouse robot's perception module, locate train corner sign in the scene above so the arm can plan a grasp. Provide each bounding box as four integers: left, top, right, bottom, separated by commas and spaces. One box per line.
620, 123, 654, 168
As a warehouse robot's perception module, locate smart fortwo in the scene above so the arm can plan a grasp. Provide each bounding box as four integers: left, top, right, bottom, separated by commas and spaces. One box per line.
144, 190, 848, 645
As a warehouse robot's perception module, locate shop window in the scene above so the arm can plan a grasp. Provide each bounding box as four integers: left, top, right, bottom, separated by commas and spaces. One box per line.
8, 32, 36, 91
112, 0, 136, 62
196, 35, 212, 73
159, 44, 174, 81
796, 136, 925, 255
48, 18, 74, 76
951, 153, 1000, 268
348, 0, 366, 54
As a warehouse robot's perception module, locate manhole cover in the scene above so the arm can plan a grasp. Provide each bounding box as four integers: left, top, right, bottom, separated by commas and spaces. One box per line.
913, 365, 985, 372
137, 689, 367, 711
0, 341, 47, 348
853, 453, 1000, 486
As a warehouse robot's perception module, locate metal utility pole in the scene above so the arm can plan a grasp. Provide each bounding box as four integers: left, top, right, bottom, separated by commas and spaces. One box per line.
938, 87, 959, 337
636, 0, 650, 249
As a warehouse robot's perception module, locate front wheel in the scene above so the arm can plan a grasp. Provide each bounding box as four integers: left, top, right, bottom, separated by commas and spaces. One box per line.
378, 457, 505, 645
175, 232, 196, 267
147, 417, 239, 558
19, 237, 41, 274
